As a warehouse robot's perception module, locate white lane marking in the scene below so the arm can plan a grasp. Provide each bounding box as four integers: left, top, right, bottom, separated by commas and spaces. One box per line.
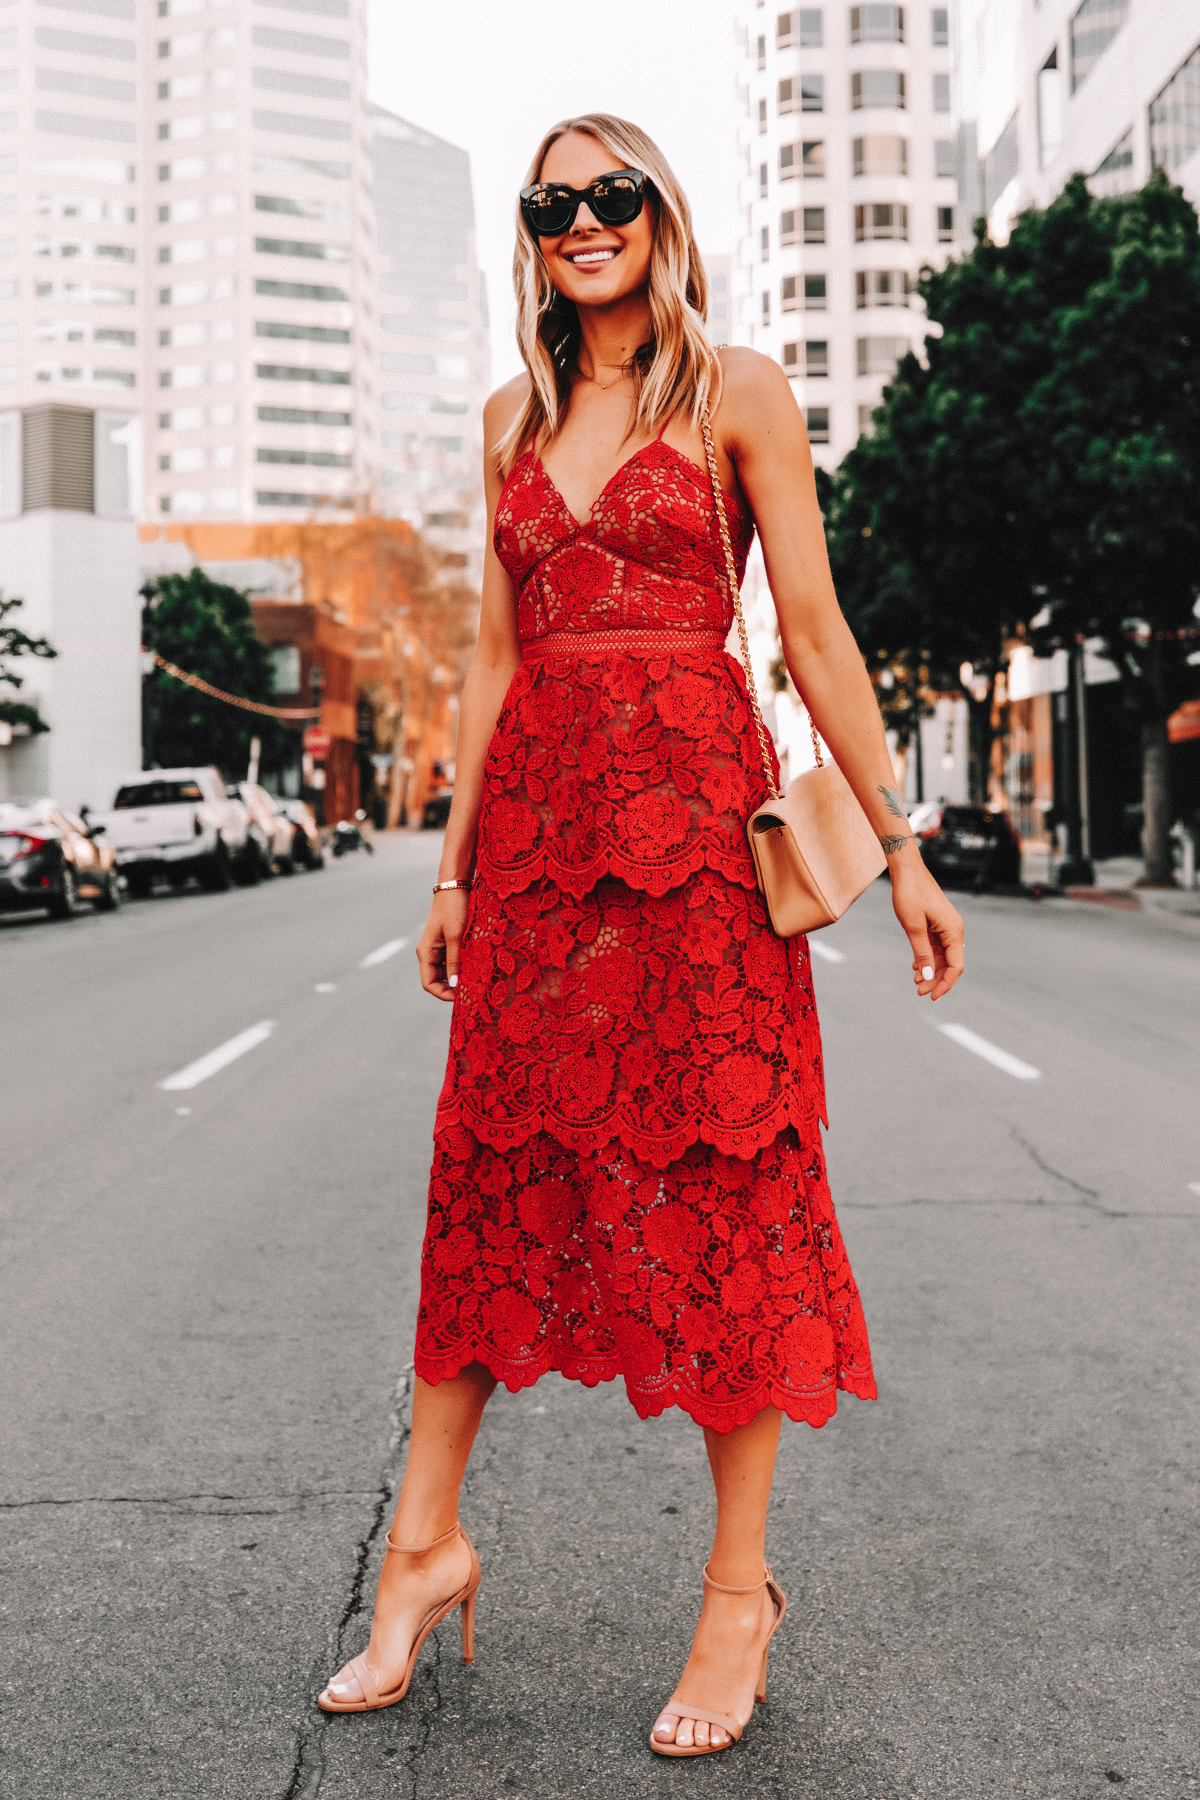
936, 1022, 1041, 1081
314, 982, 337, 993
360, 937, 407, 968
809, 941, 846, 964
1188, 1183, 1200, 1196
175, 1107, 190, 1116
160, 1021, 276, 1091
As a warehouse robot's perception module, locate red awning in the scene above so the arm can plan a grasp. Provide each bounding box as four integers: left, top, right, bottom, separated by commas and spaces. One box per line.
1168, 698, 1200, 745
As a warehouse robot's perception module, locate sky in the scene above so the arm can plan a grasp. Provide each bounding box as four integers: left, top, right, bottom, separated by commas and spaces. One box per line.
366, 0, 741, 386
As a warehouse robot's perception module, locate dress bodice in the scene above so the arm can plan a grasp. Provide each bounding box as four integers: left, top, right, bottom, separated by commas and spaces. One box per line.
494, 441, 754, 642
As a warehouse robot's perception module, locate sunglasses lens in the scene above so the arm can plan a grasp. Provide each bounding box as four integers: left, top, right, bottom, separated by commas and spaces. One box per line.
590, 175, 643, 224
524, 188, 574, 235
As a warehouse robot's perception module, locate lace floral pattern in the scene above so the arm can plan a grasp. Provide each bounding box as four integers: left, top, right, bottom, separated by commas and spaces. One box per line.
437, 873, 826, 1168
415, 436, 876, 1432
415, 1122, 877, 1433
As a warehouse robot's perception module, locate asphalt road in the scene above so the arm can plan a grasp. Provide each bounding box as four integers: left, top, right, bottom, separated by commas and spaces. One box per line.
1, 841, 1198, 1800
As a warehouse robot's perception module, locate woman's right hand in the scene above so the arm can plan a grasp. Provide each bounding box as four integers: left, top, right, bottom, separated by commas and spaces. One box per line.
416, 890, 471, 1001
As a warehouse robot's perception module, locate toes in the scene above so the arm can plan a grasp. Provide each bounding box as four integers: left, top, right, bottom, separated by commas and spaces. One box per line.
653, 1714, 678, 1743
694, 1720, 710, 1748
711, 1726, 728, 1747
675, 1716, 695, 1749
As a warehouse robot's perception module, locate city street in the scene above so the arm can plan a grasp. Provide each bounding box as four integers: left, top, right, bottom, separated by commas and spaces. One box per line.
2, 836, 1197, 1800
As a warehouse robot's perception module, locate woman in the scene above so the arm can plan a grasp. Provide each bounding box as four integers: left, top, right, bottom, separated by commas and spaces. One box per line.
320, 113, 964, 1755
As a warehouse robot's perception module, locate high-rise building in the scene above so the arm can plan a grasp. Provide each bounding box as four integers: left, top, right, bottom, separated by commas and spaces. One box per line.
371, 107, 490, 577
2, 0, 378, 523
958, 0, 1199, 243
732, 1, 960, 468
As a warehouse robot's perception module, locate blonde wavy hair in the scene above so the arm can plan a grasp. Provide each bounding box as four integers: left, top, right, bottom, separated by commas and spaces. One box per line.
498, 113, 717, 477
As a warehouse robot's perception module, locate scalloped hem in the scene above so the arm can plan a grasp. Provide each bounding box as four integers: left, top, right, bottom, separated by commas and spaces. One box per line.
476, 837, 759, 904
438, 1090, 825, 1169
414, 1344, 877, 1435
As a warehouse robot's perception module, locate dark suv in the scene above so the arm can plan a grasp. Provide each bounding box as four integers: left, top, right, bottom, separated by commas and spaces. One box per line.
909, 802, 1022, 890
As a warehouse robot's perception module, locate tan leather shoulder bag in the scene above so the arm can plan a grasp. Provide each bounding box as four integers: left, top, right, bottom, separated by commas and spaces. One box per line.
700, 381, 887, 938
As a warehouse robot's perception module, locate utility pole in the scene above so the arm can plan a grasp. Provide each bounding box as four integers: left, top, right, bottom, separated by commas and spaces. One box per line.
1057, 639, 1094, 887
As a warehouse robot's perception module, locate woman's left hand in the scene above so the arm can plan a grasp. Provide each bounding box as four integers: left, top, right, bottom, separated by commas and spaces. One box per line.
888, 855, 965, 1001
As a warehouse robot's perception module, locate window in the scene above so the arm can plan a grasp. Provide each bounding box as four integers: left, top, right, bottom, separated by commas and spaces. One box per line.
933, 72, 951, 112
258, 404, 351, 424
853, 134, 907, 175
269, 645, 301, 693
256, 363, 351, 384
804, 205, 825, 242
855, 202, 908, 240
34, 24, 136, 59
257, 447, 351, 467
778, 77, 823, 115
761, 224, 770, 261
781, 139, 826, 181
257, 321, 350, 342
805, 273, 826, 309
778, 8, 823, 47
254, 236, 350, 262
256, 277, 349, 301
935, 137, 955, 177
852, 71, 906, 109
857, 334, 908, 375
257, 490, 355, 508
1090, 126, 1134, 196
251, 25, 350, 57
856, 268, 910, 306
252, 109, 352, 142
1038, 50, 1063, 168
778, 78, 798, 114
758, 97, 768, 134
756, 32, 766, 67
858, 403, 876, 435
806, 340, 828, 376
35, 67, 136, 103
761, 290, 771, 324
759, 160, 769, 197
850, 5, 904, 43
1069, 0, 1128, 94
780, 208, 798, 244
982, 111, 1018, 209
253, 66, 351, 101
931, 6, 948, 44
782, 340, 799, 369
937, 203, 954, 240
781, 274, 799, 312
806, 406, 829, 443
1149, 43, 1200, 173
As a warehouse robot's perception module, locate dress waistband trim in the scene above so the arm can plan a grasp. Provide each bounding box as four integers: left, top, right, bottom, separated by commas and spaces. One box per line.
523, 627, 727, 660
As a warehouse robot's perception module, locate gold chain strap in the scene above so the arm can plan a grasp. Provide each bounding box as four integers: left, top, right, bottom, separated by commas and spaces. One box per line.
701, 351, 822, 796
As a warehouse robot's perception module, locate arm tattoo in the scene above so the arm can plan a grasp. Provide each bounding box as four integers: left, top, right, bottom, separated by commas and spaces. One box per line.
879, 832, 913, 855
878, 785, 908, 823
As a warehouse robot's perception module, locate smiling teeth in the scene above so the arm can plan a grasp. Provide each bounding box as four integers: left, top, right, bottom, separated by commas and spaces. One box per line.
572, 250, 615, 264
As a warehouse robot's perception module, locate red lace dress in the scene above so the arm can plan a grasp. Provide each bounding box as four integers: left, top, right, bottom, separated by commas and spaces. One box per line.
413, 439, 876, 1432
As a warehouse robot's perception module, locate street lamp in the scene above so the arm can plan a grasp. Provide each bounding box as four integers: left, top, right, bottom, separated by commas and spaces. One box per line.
139, 580, 158, 771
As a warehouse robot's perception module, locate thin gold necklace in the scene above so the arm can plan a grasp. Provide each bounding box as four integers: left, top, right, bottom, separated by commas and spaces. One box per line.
580, 362, 631, 392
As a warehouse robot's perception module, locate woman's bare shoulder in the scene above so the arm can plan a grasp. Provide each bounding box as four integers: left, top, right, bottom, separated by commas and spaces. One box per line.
483, 372, 531, 438
714, 345, 793, 409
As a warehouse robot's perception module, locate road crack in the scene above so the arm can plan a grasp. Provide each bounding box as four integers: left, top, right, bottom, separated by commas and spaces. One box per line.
0, 1488, 378, 1513
283, 1362, 414, 1800
1005, 1122, 1102, 1202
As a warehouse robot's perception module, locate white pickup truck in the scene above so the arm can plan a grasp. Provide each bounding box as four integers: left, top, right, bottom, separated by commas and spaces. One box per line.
91, 766, 253, 898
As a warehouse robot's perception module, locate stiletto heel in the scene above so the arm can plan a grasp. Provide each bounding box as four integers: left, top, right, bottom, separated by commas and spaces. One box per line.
649, 1563, 787, 1757
318, 1521, 482, 1713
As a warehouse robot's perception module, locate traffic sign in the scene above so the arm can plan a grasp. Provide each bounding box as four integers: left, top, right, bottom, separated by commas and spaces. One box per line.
303, 726, 331, 757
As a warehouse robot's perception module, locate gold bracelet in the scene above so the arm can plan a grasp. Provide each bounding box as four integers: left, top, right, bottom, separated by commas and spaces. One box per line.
433, 879, 472, 894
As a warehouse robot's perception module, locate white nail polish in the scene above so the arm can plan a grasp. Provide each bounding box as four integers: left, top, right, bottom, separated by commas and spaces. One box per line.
922, 965, 934, 980
448, 974, 458, 989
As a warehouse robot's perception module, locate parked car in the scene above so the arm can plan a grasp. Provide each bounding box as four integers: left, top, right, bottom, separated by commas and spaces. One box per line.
422, 787, 454, 829
90, 766, 254, 897
330, 811, 374, 856
0, 797, 121, 919
909, 802, 1022, 890
273, 797, 324, 870
235, 782, 294, 875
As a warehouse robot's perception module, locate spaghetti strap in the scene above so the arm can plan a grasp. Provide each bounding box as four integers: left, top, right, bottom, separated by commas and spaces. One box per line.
655, 413, 673, 442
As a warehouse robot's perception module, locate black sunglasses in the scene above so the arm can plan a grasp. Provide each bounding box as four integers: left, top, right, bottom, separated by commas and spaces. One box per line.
519, 167, 649, 238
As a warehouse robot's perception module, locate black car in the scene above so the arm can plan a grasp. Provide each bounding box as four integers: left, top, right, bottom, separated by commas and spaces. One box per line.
0, 798, 122, 919
909, 802, 1022, 890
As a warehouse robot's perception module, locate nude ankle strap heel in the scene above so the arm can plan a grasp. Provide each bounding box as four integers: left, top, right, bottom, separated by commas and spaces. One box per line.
317, 1520, 482, 1713
649, 1563, 787, 1757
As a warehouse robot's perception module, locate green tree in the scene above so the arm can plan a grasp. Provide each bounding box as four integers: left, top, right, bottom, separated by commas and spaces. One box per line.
0, 591, 57, 737
822, 171, 1200, 877
147, 569, 288, 777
